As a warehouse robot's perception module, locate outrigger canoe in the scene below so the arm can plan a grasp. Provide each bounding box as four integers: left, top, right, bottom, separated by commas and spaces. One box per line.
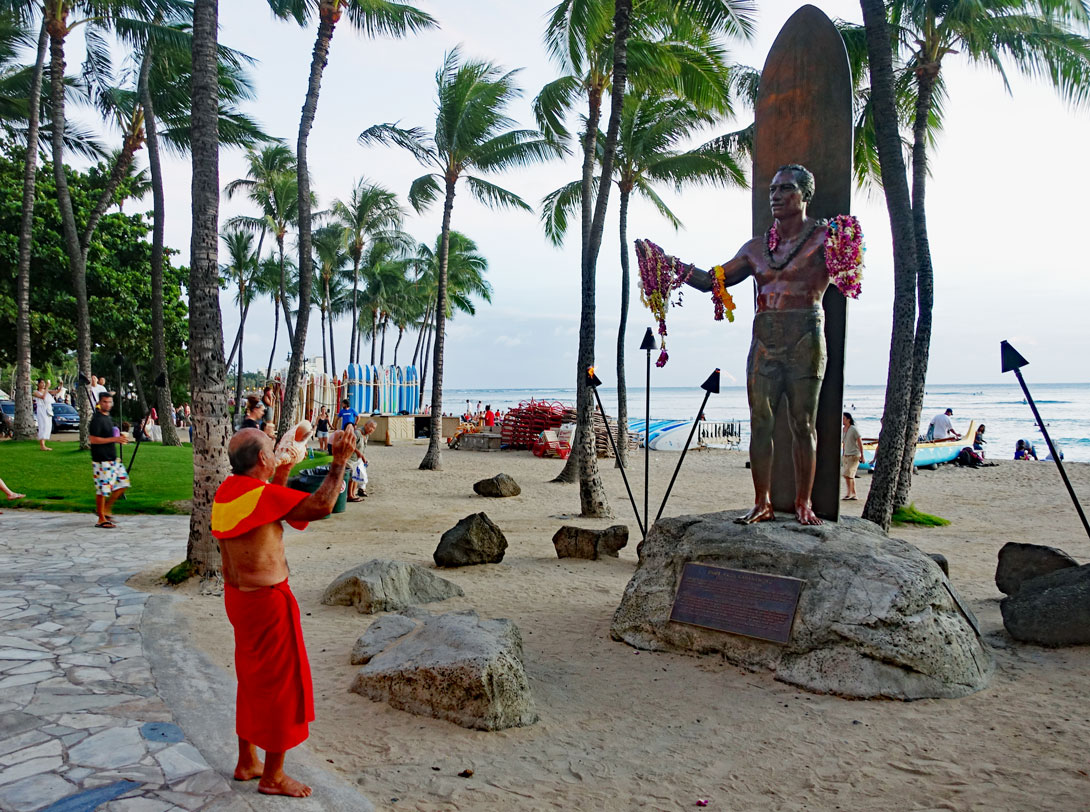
858, 420, 978, 472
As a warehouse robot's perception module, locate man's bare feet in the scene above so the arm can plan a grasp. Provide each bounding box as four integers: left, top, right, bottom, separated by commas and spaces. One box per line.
258, 773, 313, 797
233, 760, 264, 781
6, 493, 25, 500
795, 502, 823, 525
735, 502, 776, 524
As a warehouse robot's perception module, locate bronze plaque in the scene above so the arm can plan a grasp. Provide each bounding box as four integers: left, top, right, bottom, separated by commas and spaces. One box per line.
670, 563, 804, 644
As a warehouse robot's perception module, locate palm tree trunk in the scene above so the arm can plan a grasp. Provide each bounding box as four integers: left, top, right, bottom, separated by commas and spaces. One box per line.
380, 316, 387, 365
892, 67, 938, 509
420, 180, 456, 470
858, 0, 919, 531
393, 326, 404, 367
571, 0, 631, 518
615, 186, 631, 469
552, 85, 605, 485
327, 279, 337, 377
131, 359, 148, 417
226, 297, 250, 383
187, 0, 231, 577
411, 303, 431, 366
418, 313, 433, 411
370, 310, 378, 366
234, 294, 248, 417
139, 39, 180, 446
281, 8, 338, 438
266, 296, 281, 383
13, 20, 48, 441
349, 254, 360, 364
320, 306, 328, 375
46, 13, 92, 450
277, 238, 295, 347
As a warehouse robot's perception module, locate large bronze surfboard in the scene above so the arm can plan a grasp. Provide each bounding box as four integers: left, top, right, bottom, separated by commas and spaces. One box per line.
751, 5, 853, 522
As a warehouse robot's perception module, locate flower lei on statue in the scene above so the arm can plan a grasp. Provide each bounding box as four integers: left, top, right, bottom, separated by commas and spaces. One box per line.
767, 214, 865, 298
634, 239, 692, 367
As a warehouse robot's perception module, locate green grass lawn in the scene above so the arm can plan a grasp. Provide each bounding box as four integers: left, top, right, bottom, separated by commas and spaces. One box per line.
1, 440, 195, 515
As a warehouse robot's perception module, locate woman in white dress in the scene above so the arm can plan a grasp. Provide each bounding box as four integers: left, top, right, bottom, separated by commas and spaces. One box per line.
33, 378, 56, 451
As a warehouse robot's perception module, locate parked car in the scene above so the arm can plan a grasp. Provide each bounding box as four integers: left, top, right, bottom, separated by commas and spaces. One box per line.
0, 401, 13, 435
52, 402, 80, 432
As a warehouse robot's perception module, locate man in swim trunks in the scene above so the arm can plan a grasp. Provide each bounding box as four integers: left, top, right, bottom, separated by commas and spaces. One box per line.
684, 164, 831, 525
211, 427, 356, 797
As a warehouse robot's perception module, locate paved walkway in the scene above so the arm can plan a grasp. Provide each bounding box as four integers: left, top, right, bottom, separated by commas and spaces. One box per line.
0, 511, 373, 812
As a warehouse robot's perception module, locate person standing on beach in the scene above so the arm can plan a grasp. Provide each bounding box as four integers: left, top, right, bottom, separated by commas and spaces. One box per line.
336, 398, 358, 432
33, 379, 58, 451
841, 412, 864, 500
347, 420, 377, 501
89, 393, 130, 528
315, 407, 331, 451
211, 427, 356, 798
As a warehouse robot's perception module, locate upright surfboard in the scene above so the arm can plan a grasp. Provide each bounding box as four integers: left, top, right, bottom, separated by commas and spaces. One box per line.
385, 366, 397, 414
346, 363, 362, 413
752, 5, 852, 522
369, 366, 380, 414
405, 365, 418, 414
395, 366, 405, 413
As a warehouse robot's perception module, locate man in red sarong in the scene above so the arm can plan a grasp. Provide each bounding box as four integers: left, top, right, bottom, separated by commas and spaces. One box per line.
211, 427, 355, 798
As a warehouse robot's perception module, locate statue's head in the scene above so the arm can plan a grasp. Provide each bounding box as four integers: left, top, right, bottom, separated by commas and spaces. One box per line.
769, 164, 814, 220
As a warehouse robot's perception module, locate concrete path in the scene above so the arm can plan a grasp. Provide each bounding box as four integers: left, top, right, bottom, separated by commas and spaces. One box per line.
0, 511, 373, 812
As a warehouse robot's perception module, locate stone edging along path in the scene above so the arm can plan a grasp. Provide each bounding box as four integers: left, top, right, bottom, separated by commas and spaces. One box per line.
0, 511, 373, 812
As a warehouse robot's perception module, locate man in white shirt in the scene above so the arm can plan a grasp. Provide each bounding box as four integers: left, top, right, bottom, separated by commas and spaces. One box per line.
89, 376, 108, 404
927, 408, 960, 441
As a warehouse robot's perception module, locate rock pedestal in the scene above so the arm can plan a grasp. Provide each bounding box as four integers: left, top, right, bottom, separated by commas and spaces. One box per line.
1000, 564, 1090, 646
610, 511, 992, 700
350, 609, 537, 731
321, 560, 464, 614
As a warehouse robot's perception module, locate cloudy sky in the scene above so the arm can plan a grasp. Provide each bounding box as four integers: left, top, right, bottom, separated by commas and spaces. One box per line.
131, 0, 1090, 389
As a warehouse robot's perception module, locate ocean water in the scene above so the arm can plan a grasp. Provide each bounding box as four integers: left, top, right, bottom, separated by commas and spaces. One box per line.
444, 382, 1090, 463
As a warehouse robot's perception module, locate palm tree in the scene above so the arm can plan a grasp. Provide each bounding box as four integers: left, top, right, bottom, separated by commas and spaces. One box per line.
266, 0, 435, 439
220, 229, 258, 417
187, 0, 231, 576
11, 11, 46, 441
542, 90, 745, 467
535, 0, 752, 514
357, 237, 413, 366
360, 48, 561, 470
312, 223, 349, 376
225, 147, 303, 378
250, 253, 294, 383
330, 179, 407, 365
410, 230, 492, 407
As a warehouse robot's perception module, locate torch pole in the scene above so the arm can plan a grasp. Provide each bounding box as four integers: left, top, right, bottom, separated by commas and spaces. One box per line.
590, 383, 645, 539
644, 347, 651, 536
654, 389, 713, 524
1012, 368, 1090, 540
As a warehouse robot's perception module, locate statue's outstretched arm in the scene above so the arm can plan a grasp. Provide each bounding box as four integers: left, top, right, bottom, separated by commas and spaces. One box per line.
684, 252, 752, 293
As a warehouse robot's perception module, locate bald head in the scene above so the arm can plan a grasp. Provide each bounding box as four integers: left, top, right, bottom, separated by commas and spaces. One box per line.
229, 428, 272, 476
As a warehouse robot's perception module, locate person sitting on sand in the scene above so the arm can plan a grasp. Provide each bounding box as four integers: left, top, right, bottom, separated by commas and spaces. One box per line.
1014, 439, 1037, 460
211, 426, 356, 798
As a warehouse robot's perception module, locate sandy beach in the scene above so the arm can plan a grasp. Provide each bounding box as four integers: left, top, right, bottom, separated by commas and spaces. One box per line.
147, 442, 1090, 811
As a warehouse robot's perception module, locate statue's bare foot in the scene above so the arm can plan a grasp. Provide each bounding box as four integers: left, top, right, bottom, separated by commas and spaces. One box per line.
795, 503, 823, 525
735, 503, 776, 524
258, 773, 312, 797
233, 759, 264, 781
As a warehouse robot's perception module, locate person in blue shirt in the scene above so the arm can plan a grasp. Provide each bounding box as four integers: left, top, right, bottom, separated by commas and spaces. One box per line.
336, 399, 358, 431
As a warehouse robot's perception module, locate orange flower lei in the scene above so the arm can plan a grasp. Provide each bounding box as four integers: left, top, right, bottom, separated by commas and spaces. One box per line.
710, 265, 736, 322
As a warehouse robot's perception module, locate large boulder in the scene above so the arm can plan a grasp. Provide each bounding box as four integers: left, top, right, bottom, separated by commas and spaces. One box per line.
995, 542, 1078, 596
1000, 564, 1090, 646
552, 525, 629, 560
473, 474, 521, 498
322, 560, 464, 614
350, 609, 537, 731
434, 513, 507, 567
610, 511, 992, 700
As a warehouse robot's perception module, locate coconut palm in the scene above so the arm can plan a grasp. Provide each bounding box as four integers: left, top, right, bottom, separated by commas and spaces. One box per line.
409, 230, 492, 407
186, 0, 230, 575
312, 223, 349, 375
360, 48, 561, 470
542, 90, 745, 466
357, 237, 413, 366
220, 229, 259, 417
330, 178, 407, 365
265, 0, 435, 439
225, 147, 312, 381
535, 0, 752, 514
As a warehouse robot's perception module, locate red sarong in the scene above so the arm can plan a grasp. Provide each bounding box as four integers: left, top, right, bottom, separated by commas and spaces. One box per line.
224, 580, 314, 752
